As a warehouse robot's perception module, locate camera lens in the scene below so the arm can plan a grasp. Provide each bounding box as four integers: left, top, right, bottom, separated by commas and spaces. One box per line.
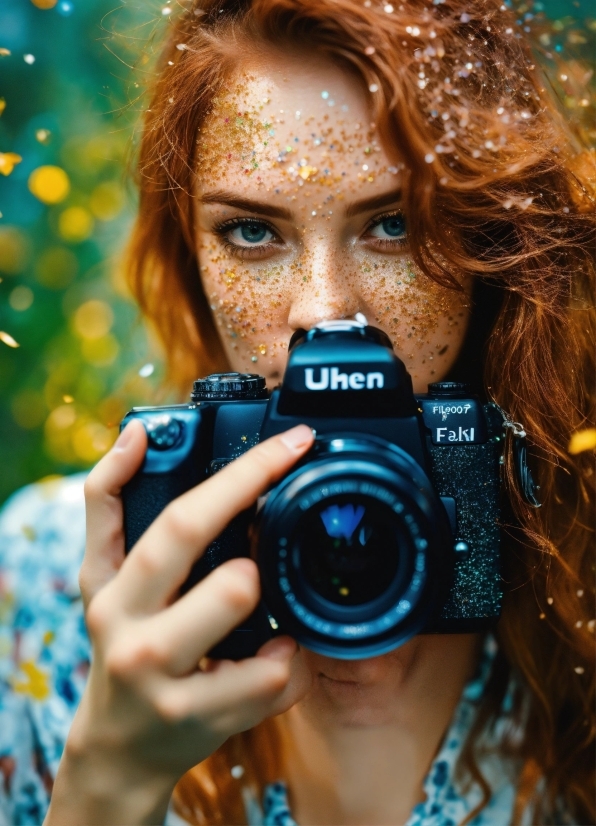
296, 495, 405, 606
256, 436, 453, 659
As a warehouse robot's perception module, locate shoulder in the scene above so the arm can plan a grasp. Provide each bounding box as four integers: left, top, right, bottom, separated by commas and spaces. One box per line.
0, 475, 90, 824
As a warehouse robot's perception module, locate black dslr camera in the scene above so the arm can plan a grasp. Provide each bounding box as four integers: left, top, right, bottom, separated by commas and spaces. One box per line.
122, 319, 504, 660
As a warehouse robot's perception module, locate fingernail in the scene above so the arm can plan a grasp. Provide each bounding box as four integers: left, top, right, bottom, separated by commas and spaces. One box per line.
280, 424, 314, 452
114, 421, 137, 451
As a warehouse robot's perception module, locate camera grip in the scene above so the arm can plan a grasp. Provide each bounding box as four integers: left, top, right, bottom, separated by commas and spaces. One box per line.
123, 471, 191, 552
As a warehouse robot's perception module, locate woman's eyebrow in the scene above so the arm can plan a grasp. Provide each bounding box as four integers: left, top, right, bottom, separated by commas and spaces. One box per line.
199, 191, 292, 220
345, 189, 403, 218
200, 188, 403, 221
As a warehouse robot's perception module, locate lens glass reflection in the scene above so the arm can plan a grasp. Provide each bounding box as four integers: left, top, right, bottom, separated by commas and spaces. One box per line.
293, 494, 403, 606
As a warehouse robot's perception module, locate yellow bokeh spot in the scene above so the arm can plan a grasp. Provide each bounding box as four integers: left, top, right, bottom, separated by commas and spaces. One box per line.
0, 152, 22, 176
81, 334, 120, 367
47, 403, 77, 431
0, 226, 29, 274
11, 389, 46, 430
72, 420, 116, 463
31, 0, 58, 7
12, 660, 50, 701
0, 99, 6, 116
90, 181, 125, 221
9, 285, 34, 311
58, 206, 94, 242
28, 165, 70, 204
568, 428, 596, 455
72, 299, 114, 340
35, 245, 78, 289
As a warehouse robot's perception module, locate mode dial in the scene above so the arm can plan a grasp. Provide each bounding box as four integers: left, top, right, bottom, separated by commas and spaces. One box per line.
191, 372, 267, 402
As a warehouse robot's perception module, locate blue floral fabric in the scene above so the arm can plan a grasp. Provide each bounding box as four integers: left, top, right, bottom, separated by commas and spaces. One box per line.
0, 475, 571, 826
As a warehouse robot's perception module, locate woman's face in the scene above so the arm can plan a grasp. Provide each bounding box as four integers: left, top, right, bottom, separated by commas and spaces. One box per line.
194, 51, 472, 394
194, 52, 478, 721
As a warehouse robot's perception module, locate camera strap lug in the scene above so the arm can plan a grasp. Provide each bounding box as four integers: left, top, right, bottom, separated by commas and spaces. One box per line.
492, 404, 541, 508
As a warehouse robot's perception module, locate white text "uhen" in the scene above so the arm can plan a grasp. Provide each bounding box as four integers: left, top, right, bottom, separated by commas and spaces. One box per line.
304, 367, 385, 391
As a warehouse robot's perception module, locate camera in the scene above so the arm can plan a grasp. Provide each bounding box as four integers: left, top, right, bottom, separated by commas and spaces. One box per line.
122, 319, 504, 660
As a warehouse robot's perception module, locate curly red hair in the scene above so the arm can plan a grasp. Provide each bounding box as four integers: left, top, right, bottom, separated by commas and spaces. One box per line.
123, 0, 596, 822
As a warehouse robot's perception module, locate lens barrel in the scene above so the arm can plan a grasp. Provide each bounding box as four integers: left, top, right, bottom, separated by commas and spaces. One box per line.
255, 435, 453, 658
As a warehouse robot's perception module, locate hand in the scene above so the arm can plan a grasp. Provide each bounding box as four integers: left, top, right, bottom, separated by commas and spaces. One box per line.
45, 421, 314, 826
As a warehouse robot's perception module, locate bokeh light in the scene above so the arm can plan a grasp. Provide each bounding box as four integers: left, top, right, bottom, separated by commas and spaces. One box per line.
28, 166, 70, 204
58, 206, 94, 243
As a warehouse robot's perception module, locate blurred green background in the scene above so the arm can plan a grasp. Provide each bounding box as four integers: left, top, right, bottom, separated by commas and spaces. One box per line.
0, 0, 594, 504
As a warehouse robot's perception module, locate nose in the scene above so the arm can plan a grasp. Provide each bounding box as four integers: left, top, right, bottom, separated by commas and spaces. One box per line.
287, 237, 361, 332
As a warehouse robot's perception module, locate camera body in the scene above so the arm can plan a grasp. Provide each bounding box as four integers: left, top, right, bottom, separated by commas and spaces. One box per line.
122, 320, 504, 660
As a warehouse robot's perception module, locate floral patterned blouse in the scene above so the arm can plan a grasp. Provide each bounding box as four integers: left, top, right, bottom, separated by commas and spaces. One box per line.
0, 475, 573, 826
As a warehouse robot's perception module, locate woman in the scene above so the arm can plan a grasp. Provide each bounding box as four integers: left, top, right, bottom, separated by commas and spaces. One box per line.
0, 0, 593, 824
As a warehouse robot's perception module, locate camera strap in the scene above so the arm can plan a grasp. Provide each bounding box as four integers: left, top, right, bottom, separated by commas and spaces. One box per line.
492, 404, 541, 508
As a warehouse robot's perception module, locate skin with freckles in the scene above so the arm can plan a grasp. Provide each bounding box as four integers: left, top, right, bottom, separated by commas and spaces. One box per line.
194, 51, 472, 393
192, 50, 480, 825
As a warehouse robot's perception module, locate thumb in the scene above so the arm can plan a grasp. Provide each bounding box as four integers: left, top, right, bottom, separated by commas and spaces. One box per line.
257, 637, 313, 716
80, 419, 147, 609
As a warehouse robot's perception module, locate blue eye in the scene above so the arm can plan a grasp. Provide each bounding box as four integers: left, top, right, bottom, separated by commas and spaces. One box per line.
369, 214, 407, 241
228, 222, 273, 246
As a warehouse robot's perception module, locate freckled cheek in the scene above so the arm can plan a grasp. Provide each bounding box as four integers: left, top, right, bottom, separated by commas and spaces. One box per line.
198, 250, 299, 368
352, 262, 471, 360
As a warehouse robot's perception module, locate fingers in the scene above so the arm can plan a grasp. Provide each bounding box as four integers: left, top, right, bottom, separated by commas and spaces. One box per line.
80, 420, 148, 609
154, 641, 311, 734
113, 424, 314, 614
136, 558, 261, 675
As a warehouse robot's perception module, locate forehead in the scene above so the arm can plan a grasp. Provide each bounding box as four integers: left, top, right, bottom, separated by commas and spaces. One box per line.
196, 52, 399, 198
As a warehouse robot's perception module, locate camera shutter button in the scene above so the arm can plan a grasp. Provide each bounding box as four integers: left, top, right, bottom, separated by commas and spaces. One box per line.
146, 415, 183, 450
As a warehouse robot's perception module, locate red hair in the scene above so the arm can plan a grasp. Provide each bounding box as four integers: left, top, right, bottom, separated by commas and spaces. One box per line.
124, 0, 596, 822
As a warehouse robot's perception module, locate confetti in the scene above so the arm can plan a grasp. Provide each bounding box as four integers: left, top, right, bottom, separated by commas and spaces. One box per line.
162, 6, 173, 14
30, 0, 58, 8
23, 54, 36, 65
0, 152, 22, 176
364, 46, 375, 55
568, 428, 596, 454
0, 49, 11, 57
231, 765, 245, 779
139, 363, 155, 377
574, 667, 585, 675
369, 83, 379, 92
0, 99, 5, 116
0, 331, 19, 348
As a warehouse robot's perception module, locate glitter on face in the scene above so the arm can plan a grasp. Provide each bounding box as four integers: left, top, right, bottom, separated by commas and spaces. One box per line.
194, 53, 471, 392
